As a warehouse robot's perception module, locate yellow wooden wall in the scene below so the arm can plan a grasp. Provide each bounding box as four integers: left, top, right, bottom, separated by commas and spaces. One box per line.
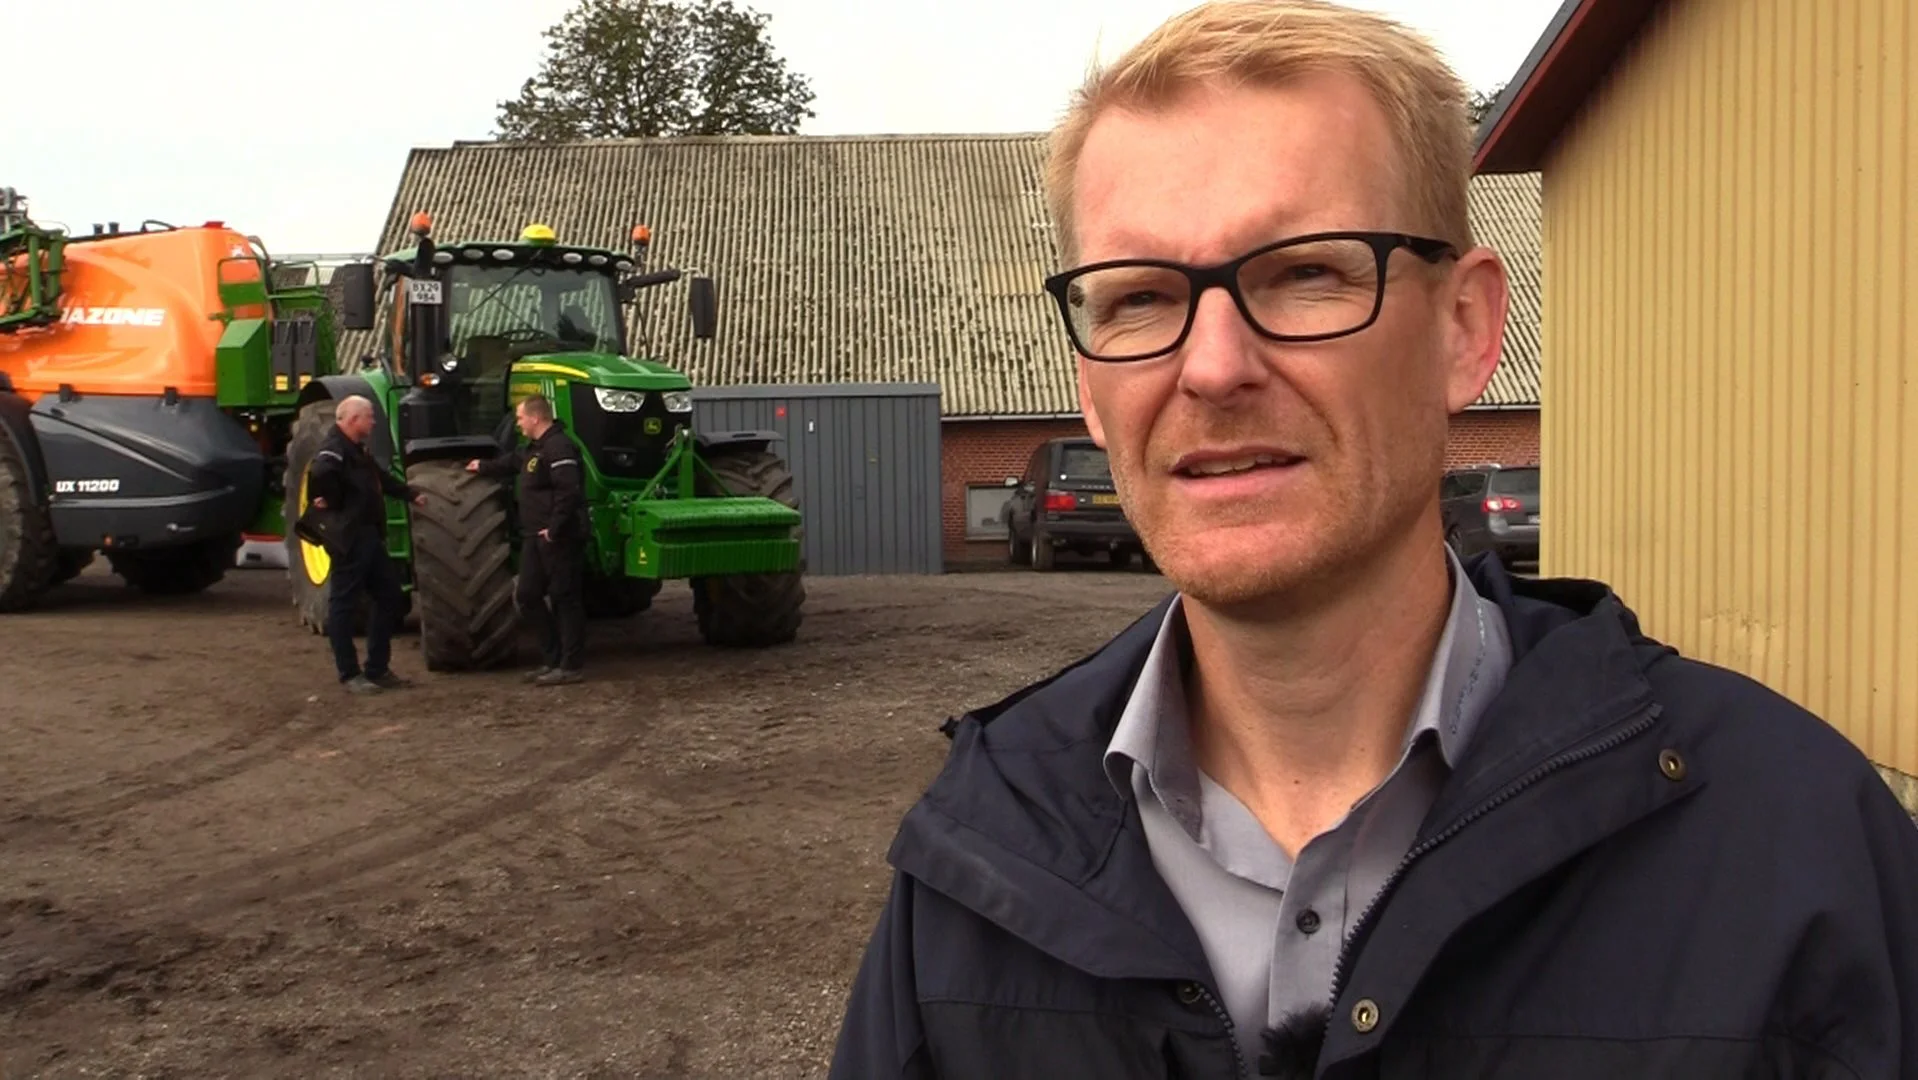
1540, 0, 1916, 774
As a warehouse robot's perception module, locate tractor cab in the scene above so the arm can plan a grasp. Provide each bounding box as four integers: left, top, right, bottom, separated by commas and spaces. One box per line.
332, 216, 716, 460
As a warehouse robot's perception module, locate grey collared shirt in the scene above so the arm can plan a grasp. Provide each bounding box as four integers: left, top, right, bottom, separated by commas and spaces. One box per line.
1104, 548, 1512, 1068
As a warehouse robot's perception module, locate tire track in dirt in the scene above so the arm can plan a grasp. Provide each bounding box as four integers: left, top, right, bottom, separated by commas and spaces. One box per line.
3, 710, 339, 825
147, 725, 644, 922
1, 728, 645, 1004
0, 898, 223, 1014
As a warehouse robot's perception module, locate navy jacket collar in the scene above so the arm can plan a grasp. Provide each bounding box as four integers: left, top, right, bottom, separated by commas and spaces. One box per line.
889, 555, 1681, 985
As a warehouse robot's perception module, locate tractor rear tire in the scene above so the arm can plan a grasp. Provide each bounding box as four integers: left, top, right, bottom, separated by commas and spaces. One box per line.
691, 448, 805, 648
0, 432, 57, 613
406, 459, 518, 672
282, 399, 371, 636
108, 533, 241, 595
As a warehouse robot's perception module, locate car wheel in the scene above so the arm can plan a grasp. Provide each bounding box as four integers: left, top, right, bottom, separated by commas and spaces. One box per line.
1032, 527, 1054, 571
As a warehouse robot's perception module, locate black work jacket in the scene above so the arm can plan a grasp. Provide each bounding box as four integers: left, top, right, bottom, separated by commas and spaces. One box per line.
829, 555, 1918, 1080
477, 420, 587, 542
306, 426, 416, 554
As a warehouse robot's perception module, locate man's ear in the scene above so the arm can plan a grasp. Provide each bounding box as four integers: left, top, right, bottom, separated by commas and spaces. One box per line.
1443, 247, 1510, 414
1076, 356, 1107, 447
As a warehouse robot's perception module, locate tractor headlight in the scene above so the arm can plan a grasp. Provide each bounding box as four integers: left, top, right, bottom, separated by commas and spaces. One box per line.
661, 390, 694, 413
594, 387, 645, 412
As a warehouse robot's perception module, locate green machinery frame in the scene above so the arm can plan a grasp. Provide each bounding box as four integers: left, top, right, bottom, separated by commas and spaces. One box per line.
615, 427, 801, 579
0, 187, 66, 332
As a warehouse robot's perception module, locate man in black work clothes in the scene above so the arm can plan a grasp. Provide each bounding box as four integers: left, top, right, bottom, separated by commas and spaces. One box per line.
306, 395, 426, 695
468, 393, 588, 686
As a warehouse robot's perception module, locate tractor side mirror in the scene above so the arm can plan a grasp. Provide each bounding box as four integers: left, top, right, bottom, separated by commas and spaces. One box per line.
335, 262, 376, 331
689, 275, 717, 340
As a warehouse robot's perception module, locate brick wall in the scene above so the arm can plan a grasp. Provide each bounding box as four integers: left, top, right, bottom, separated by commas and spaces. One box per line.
1445, 409, 1539, 469
942, 418, 1089, 564
939, 409, 1541, 566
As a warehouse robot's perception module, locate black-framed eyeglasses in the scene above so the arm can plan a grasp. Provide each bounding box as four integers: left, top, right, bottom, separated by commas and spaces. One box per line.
1041, 230, 1458, 363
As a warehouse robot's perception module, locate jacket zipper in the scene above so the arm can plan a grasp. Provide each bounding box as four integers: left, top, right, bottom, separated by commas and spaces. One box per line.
1320, 702, 1666, 1053
1193, 982, 1250, 1079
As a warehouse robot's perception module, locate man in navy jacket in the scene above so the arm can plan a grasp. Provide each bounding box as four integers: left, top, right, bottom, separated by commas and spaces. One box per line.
829, 2, 1918, 1077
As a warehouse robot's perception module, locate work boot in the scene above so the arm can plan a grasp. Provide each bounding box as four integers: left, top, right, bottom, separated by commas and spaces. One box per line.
533, 668, 583, 687
367, 671, 411, 690
342, 674, 382, 695
522, 665, 555, 684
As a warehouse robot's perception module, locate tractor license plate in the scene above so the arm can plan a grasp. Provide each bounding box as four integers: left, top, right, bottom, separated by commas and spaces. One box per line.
407, 279, 443, 305
1091, 494, 1121, 506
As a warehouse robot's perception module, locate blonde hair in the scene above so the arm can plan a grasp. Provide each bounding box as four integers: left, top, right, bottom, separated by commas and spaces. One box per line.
1044, 0, 1476, 264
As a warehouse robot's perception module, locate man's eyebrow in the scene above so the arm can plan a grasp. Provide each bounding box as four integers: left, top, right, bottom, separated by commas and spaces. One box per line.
1079, 206, 1362, 265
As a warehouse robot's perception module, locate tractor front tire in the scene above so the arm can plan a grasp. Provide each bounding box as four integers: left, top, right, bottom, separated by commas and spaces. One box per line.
691, 448, 806, 648
108, 533, 241, 595
0, 432, 57, 613
406, 459, 518, 672
282, 399, 371, 636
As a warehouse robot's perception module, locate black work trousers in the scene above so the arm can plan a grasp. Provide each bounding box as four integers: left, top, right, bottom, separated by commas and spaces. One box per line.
517, 534, 586, 671
327, 531, 407, 682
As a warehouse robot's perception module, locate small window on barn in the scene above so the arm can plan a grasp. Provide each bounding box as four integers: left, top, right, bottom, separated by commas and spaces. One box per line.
965, 485, 1015, 539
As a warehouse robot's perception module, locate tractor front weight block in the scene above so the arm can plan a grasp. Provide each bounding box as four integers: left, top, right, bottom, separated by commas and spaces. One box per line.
612, 428, 803, 580
623, 497, 802, 579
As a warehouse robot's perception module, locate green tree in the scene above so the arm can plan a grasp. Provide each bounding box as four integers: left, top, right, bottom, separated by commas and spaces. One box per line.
1468, 81, 1508, 128
495, 0, 816, 140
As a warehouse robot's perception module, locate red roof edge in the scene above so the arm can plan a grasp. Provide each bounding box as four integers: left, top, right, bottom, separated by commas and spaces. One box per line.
1472, 0, 1666, 174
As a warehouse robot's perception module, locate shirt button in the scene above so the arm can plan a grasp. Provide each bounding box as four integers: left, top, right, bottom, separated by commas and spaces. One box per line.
1296, 909, 1321, 934
1352, 998, 1380, 1033
1175, 982, 1204, 1006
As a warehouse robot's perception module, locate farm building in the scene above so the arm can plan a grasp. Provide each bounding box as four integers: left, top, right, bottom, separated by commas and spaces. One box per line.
1475, 0, 1916, 797
342, 134, 1545, 571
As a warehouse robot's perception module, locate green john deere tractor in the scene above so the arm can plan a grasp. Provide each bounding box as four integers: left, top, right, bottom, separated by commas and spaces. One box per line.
281, 212, 804, 670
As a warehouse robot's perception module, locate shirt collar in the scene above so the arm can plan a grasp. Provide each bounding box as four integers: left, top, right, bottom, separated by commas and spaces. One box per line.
1103, 544, 1511, 803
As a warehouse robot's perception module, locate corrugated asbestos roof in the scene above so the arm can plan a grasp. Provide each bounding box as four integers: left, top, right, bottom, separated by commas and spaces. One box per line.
340, 135, 1542, 415
1466, 171, 1544, 408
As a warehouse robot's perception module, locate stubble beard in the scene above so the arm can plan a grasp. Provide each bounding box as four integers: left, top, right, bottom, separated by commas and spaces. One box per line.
1109, 447, 1344, 611
1134, 489, 1368, 612
1115, 448, 1434, 615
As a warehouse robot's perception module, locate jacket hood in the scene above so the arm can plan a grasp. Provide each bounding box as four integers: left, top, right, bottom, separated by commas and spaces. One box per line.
888, 554, 1680, 983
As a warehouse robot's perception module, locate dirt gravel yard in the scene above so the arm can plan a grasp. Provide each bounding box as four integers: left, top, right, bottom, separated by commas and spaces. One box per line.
0, 559, 1172, 1079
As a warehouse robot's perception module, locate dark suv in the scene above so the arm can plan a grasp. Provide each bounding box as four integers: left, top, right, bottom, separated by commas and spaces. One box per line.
1440, 463, 1540, 569
1001, 437, 1144, 570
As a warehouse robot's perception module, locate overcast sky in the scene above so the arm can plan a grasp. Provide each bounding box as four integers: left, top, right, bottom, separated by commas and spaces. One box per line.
13, 0, 1558, 254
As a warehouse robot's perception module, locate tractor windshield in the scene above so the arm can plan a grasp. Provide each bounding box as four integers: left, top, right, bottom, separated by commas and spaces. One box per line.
431, 261, 625, 438
448, 263, 624, 357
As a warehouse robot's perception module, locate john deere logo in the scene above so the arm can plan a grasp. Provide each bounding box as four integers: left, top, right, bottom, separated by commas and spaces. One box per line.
526, 455, 539, 472
644, 417, 662, 435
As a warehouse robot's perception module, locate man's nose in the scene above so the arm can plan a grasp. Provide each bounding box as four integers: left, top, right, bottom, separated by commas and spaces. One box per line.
1175, 288, 1269, 403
